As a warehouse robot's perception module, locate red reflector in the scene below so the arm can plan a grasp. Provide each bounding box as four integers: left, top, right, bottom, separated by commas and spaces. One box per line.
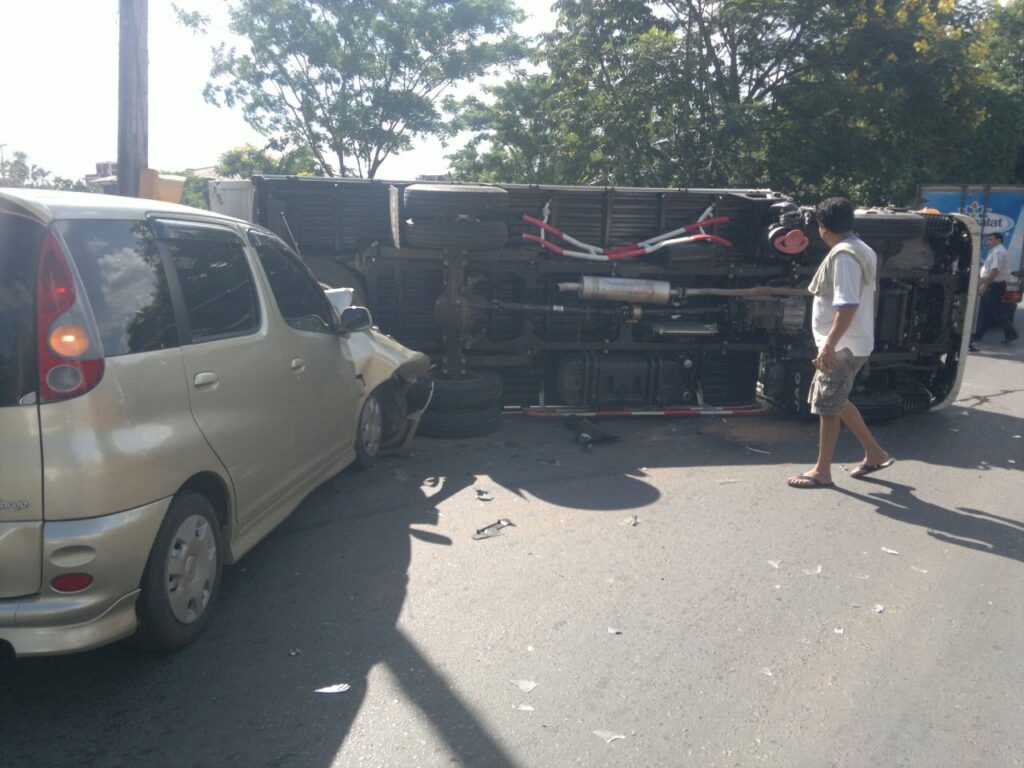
51, 573, 93, 592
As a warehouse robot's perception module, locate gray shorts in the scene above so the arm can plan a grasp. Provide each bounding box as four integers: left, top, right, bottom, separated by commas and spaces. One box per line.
808, 353, 868, 416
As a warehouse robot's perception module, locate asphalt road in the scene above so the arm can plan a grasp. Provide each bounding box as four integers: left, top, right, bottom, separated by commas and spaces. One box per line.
2, 345, 1022, 768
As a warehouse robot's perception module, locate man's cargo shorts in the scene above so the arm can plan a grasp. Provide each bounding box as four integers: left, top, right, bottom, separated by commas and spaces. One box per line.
809, 352, 869, 416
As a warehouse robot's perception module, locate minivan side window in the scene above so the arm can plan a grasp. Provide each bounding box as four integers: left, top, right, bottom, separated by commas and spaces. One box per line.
155, 221, 260, 343
248, 231, 334, 334
0, 211, 42, 406
57, 219, 179, 357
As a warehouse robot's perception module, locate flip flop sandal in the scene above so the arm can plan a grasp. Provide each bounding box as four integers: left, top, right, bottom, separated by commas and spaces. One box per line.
849, 458, 895, 479
787, 473, 835, 489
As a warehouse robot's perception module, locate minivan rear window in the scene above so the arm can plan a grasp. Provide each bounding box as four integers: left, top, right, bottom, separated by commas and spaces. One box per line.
0, 210, 42, 407
57, 220, 179, 356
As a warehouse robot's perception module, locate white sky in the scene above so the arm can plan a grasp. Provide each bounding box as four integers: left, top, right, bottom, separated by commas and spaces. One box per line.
0, 0, 555, 180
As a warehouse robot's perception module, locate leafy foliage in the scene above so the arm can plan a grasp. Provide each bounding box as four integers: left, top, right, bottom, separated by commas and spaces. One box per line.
0, 151, 94, 191
450, 0, 1024, 204
203, 0, 524, 179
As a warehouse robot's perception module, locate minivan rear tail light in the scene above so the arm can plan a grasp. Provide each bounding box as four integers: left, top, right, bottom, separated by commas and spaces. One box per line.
36, 231, 104, 402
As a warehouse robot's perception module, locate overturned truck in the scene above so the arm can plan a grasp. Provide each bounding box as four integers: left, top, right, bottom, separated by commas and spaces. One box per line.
226, 177, 979, 437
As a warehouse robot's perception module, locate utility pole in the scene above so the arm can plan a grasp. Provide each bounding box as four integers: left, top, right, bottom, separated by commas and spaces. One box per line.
117, 0, 148, 197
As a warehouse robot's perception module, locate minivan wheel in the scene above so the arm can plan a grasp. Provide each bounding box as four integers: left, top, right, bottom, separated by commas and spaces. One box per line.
137, 492, 222, 650
355, 391, 383, 469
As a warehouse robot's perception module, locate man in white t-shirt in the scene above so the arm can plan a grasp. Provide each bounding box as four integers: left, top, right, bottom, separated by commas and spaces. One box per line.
788, 198, 892, 489
970, 232, 1018, 349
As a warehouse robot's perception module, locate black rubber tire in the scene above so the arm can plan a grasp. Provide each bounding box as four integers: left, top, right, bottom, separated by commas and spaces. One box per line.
425, 371, 504, 413
354, 391, 383, 470
404, 218, 508, 250
854, 211, 927, 240
417, 402, 504, 439
849, 388, 904, 421
136, 491, 222, 651
403, 183, 509, 219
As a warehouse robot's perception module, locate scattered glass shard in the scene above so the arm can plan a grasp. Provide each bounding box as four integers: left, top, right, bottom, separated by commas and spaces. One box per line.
873, 604, 885, 614
803, 564, 822, 575
911, 566, 929, 574
881, 547, 900, 556
510, 679, 538, 693
767, 560, 780, 569
514, 704, 535, 712
834, 627, 845, 635
607, 627, 623, 635
315, 683, 351, 694
593, 730, 626, 744
473, 518, 515, 539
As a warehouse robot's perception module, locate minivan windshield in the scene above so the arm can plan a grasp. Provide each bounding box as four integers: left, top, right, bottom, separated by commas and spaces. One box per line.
0, 209, 42, 407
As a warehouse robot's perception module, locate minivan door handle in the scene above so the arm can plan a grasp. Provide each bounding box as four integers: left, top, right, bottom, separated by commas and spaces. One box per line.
193, 372, 219, 388
290, 358, 306, 373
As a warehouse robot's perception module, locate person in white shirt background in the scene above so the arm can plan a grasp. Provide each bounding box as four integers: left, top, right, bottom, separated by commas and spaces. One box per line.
970, 232, 1019, 349
788, 197, 893, 489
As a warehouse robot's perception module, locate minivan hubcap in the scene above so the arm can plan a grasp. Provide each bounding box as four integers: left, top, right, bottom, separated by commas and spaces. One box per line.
361, 396, 382, 456
166, 515, 216, 624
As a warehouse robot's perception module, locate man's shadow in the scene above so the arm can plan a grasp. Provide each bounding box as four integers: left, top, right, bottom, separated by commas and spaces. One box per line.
837, 478, 1024, 565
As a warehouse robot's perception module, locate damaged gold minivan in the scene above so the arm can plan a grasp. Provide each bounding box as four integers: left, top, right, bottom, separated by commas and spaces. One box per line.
0, 189, 428, 656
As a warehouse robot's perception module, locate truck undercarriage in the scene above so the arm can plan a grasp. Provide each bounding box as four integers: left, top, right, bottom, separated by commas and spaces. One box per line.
247, 177, 977, 433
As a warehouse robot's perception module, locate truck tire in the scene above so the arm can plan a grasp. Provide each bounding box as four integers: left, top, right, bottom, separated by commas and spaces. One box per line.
849, 388, 904, 421
417, 402, 504, 439
403, 184, 509, 219
424, 371, 504, 412
404, 218, 508, 250
854, 211, 926, 240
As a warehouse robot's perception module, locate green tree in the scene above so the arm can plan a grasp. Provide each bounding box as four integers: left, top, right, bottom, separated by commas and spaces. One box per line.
199, 0, 524, 179
215, 143, 317, 178
0, 150, 94, 191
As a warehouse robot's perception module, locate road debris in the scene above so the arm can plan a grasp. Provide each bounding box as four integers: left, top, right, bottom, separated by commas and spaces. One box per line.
852, 574, 870, 580
315, 683, 351, 694
759, 667, 774, 677
834, 627, 845, 635
592, 730, 626, 744
803, 564, 822, 576
873, 604, 885, 614
473, 518, 515, 539
476, 489, 494, 501
514, 704, 535, 712
510, 679, 538, 693
625, 514, 640, 527
881, 547, 900, 556
288, 648, 302, 657
911, 566, 929, 574
718, 479, 742, 484
767, 560, 780, 569
744, 446, 772, 455
607, 627, 623, 635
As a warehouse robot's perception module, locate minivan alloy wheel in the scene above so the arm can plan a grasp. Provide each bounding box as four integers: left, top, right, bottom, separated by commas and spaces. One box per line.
165, 515, 217, 624
355, 392, 383, 469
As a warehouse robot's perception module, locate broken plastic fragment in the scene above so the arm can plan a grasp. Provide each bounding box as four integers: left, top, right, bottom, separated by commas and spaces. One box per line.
911, 566, 929, 574
759, 667, 774, 677
718, 479, 742, 484
767, 560, 780, 569
881, 547, 900, 556
476, 489, 494, 501
803, 564, 822, 575
592, 730, 626, 744
607, 627, 623, 635
514, 704, 535, 712
473, 518, 515, 539
510, 679, 538, 693
834, 627, 845, 635
873, 604, 885, 614
288, 648, 302, 657
315, 683, 351, 694
852, 574, 870, 579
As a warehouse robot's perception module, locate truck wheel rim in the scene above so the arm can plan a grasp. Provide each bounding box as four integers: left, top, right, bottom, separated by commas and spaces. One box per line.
361, 396, 382, 456
165, 515, 216, 624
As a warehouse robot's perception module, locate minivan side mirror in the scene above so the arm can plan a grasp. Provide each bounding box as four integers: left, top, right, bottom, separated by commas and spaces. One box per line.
339, 306, 372, 333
